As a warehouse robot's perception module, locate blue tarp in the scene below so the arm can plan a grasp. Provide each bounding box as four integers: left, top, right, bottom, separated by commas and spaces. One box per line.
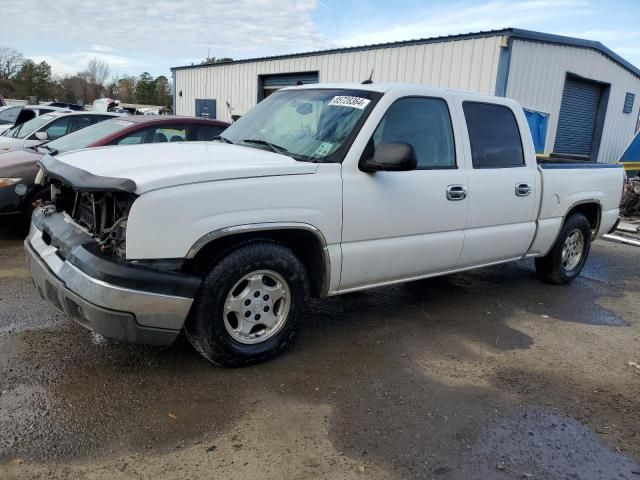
620, 130, 640, 163
523, 109, 549, 154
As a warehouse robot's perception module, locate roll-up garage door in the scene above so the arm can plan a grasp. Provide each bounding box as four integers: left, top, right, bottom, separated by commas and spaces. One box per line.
259, 72, 319, 99
554, 76, 602, 157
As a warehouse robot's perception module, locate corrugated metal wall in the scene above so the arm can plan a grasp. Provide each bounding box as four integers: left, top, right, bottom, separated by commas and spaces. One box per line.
174, 36, 503, 121
507, 39, 640, 163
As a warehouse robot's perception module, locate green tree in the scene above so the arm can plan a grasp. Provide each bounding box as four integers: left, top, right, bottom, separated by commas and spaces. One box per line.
114, 76, 137, 103
153, 75, 171, 106
134, 72, 155, 104
14, 60, 53, 100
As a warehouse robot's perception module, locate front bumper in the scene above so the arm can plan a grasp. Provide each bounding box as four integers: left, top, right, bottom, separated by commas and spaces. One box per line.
25, 210, 200, 345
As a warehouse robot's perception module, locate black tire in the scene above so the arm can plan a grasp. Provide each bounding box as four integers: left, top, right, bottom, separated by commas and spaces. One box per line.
185, 240, 309, 367
535, 213, 592, 284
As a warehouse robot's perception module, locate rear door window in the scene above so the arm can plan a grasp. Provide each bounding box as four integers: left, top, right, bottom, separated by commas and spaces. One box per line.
116, 129, 149, 145
194, 124, 226, 141
156, 126, 187, 142
114, 125, 189, 145
67, 115, 93, 134
42, 117, 73, 140
463, 102, 524, 168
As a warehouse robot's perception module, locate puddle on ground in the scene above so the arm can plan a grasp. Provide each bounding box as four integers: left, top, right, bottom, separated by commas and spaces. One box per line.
0, 256, 636, 477
461, 407, 640, 479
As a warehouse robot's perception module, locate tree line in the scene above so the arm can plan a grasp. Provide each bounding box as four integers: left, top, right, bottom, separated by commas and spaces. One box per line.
0, 47, 172, 106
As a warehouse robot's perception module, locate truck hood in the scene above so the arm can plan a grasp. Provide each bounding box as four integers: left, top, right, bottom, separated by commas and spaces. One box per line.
52, 142, 318, 193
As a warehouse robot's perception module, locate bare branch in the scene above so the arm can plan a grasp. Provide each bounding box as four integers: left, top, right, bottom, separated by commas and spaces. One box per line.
0, 47, 25, 79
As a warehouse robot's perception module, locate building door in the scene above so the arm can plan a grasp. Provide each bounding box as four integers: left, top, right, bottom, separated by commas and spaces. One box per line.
258, 72, 319, 101
554, 75, 604, 159
195, 99, 216, 119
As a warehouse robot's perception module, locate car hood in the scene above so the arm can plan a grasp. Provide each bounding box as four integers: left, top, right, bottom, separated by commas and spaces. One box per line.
0, 148, 43, 177
0, 136, 25, 152
52, 142, 318, 194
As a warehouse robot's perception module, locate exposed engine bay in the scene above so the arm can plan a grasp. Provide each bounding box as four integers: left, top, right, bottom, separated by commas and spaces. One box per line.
48, 181, 136, 259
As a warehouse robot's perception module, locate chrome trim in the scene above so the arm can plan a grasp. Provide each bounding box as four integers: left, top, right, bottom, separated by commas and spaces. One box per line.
27, 224, 193, 330
446, 184, 468, 201
515, 182, 532, 196
185, 222, 332, 297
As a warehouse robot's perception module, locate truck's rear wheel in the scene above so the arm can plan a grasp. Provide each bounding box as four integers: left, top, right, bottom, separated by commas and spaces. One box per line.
185, 241, 309, 367
535, 213, 592, 284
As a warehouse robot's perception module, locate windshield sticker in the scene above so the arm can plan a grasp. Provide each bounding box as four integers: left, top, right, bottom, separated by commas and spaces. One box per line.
328, 96, 371, 109
313, 142, 333, 157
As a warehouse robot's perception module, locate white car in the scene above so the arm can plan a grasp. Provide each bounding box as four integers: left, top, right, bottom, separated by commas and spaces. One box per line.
0, 105, 71, 135
27, 83, 624, 367
0, 111, 119, 153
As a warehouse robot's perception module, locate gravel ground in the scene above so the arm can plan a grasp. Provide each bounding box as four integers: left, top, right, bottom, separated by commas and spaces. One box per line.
0, 228, 638, 480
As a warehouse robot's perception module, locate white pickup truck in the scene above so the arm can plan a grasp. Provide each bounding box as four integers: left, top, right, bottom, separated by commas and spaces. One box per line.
26, 83, 624, 367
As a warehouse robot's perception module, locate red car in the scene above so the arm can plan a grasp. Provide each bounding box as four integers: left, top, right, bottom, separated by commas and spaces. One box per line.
0, 116, 228, 225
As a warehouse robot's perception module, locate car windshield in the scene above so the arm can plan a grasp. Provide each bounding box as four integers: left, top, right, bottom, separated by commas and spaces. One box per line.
2, 113, 57, 139
0, 106, 21, 125
44, 118, 135, 153
221, 88, 381, 162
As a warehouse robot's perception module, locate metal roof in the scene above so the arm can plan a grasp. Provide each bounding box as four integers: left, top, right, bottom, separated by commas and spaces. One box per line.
171, 28, 640, 79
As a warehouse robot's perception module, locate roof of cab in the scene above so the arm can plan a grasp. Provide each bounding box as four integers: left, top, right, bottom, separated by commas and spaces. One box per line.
283, 81, 504, 98
282, 82, 523, 109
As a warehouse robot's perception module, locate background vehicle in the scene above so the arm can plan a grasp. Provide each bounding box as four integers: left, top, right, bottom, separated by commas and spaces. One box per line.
27, 83, 624, 367
48, 101, 85, 111
0, 104, 71, 135
0, 111, 118, 153
0, 116, 228, 226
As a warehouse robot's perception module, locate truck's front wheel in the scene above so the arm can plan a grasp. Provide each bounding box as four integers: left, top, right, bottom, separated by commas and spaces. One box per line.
185, 241, 309, 367
535, 213, 592, 284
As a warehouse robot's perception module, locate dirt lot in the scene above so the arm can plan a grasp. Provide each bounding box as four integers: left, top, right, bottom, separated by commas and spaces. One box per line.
0, 228, 639, 479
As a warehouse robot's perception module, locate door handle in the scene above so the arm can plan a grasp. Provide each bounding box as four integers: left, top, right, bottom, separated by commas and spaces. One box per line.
446, 184, 468, 201
515, 183, 532, 197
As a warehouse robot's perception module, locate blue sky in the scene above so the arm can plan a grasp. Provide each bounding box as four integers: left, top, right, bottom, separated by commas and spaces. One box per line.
1, 0, 639, 79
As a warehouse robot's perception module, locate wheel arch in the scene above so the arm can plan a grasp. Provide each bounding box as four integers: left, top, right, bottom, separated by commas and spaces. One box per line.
183, 223, 331, 298
565, 200, 601, 237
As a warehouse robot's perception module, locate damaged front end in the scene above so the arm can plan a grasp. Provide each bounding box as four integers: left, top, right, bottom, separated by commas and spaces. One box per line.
54, 187, 135, 258
24, 155, 199, 345
38, 155, 137, 259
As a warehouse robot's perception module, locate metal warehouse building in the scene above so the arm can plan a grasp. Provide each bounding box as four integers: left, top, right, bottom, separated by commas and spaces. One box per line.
172, 28, 640, 163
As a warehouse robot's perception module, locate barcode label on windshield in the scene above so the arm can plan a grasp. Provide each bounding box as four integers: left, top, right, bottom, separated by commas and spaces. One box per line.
328, 96, 371, 109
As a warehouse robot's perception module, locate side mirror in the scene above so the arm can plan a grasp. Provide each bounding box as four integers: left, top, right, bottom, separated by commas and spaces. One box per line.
35, 131, 49, 141
359, 142, 417, 173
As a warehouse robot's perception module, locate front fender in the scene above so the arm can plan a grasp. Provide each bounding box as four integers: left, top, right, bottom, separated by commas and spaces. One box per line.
125, 165, 342, 261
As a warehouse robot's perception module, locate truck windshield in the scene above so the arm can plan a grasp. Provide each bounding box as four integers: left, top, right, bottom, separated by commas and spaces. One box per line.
221, 88, 381, 162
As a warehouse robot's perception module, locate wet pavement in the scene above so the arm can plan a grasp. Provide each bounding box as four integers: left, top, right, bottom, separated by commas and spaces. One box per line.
0, 227, 639, 479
